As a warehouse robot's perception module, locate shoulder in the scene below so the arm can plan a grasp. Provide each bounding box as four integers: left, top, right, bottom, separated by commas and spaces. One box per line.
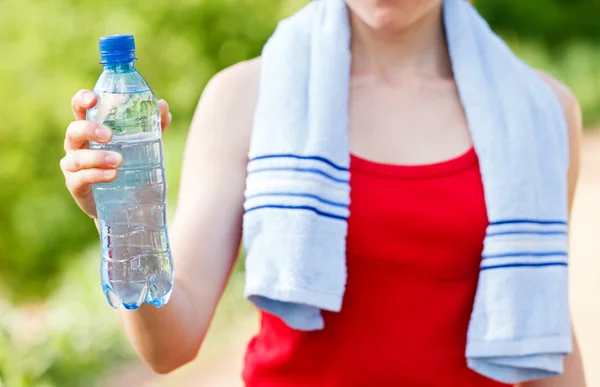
201, 57, 261, 118
207, 56, 262, 90
536, 70, 583, 142
192, 57, 261, 148
535, 70, 583, 208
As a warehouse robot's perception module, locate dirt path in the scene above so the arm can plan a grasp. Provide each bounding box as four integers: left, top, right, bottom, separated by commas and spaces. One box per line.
107, 133, 600, 387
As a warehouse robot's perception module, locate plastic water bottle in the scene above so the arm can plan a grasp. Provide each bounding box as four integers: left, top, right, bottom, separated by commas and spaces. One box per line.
87, 35, 173, 310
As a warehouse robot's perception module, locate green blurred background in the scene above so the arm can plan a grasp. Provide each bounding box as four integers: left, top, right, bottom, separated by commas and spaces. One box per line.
0, 0, 599, 385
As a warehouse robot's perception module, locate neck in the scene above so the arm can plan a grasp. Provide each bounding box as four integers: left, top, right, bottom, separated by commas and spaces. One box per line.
103, 62, 136, 73
350, 4, 452, 83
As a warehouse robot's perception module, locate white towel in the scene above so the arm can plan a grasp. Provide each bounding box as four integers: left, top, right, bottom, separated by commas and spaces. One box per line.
243, 0, 572, 383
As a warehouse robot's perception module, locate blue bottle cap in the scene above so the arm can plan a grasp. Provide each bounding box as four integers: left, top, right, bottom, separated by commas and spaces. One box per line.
99, 34, 136, 64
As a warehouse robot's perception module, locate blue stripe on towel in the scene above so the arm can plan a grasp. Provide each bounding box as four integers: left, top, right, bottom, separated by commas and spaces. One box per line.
245, 204, 348, 221
245, 192, 348, 208
249, 154, 348, 171
248, 167, 349, 183
489, 219, 567, 226
486, 230, 567, 237
482, 251, 568, 259
481, 262, 568, 271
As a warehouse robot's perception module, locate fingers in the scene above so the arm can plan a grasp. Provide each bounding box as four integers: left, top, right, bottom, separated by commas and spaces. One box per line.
157, 99, 172, 132
65, 168, 118, 195
60, 149, 123, 172
64, 121, 112, 151
72, 89, 98, 121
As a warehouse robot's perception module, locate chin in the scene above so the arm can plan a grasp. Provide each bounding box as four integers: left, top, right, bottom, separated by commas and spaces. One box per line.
347, 0, 442, 32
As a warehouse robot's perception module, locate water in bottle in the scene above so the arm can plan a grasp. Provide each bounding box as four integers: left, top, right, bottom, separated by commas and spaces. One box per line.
87, 35, 173, 310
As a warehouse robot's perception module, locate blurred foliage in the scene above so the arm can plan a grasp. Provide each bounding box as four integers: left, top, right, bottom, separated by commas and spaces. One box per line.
0, 249, 131, 387
476, 0, 600, 48
0, 0, 599, 384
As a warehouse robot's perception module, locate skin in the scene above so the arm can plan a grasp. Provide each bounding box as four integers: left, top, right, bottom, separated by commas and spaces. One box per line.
61, 0, 585, 384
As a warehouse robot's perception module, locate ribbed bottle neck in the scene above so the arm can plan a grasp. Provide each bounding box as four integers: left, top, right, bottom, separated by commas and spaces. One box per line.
102, 62, 136, 73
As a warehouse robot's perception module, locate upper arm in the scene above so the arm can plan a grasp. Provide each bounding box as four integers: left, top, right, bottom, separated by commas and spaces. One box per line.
169, 58, 261, 319
520, 72, 586, 387
537, 70, 583, 213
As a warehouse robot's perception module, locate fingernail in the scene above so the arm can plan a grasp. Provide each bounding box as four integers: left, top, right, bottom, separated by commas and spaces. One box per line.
168, 112, 172, 122
104, 170, 115, 178
105, 153, 122, 167
83, 92, 94, 104
95, 126, 111, 141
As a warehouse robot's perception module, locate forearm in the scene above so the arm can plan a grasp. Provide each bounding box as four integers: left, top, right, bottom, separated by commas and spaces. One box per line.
93, 219, 208, 373
117, 280, 206, 373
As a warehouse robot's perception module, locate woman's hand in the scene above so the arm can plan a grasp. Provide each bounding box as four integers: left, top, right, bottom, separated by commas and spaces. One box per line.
60, 89, 172, 218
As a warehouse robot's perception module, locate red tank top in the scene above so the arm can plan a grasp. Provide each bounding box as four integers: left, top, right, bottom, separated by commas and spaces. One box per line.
243, 148, 512, 387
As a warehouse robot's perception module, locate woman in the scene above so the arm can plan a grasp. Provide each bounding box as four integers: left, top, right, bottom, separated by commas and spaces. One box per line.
61, 0, 586, 385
